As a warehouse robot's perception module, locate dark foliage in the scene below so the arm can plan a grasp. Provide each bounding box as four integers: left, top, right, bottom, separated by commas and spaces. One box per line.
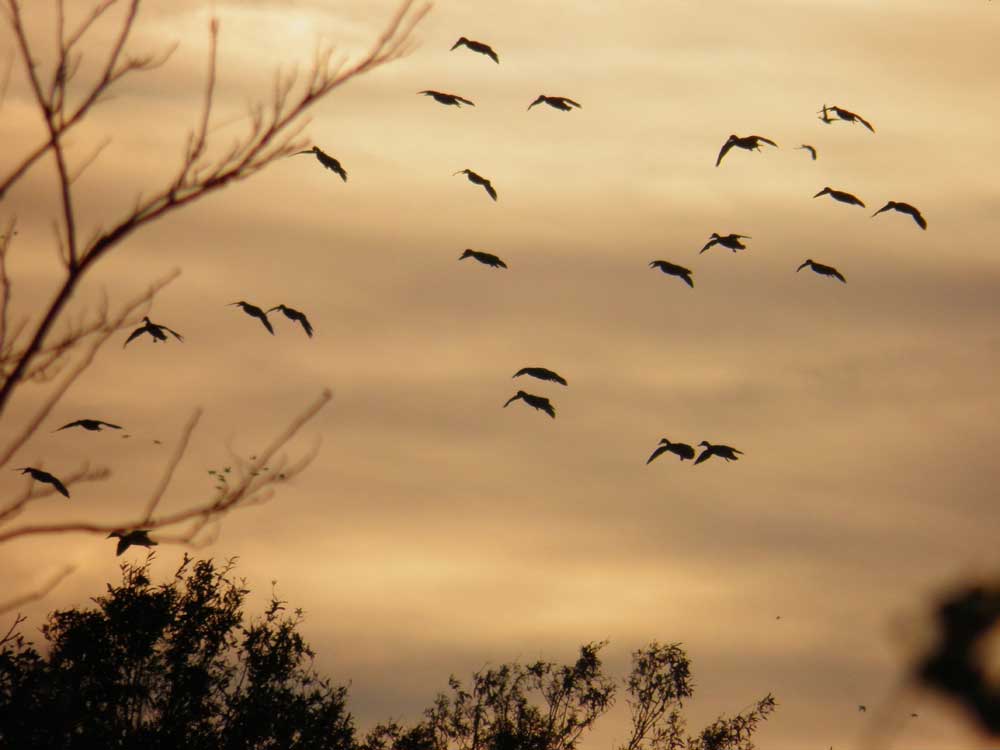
362, 641, 776, 750
0, 556, 354, 750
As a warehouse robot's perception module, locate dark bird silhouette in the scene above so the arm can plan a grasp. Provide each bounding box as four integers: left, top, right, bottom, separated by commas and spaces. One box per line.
716, 134, 778, 166
420, 90, 475, 107
267, 304, 313, 337
454, 169, 497, 201
646, 438, 696, 464
872, 201, 927, 230
123, 316, 183, 347
694, 441, 743, 465
818, 104, 836, 124
56, 419, 122, 432
513, 367, 567, 386
229, 301, 274, 334
108, 529, 158, 556
14, 467, 69, 497
460, 249, 507, 268
450, 37, 499, 63
797, 144, 817, 160
293, 146, 347, 181
797, 259, 846, 283
701, 233, 751, 254
527, 95, 581, 111
858, 705, 867, 713
503, 390, 555, 418
828, 105, 875, 132
649, 260, 694, 287
814, 186, 865, 207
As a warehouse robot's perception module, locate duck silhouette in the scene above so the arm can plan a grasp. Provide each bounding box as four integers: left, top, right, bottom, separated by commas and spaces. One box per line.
228, 301, 274, 334
123, 316, 183, 347
527, 95, 581, 112
420, 90, 475, 107
450, 37, 499, 63
814, 187, 865, 208
503, 390, 555, 418
267, 304, 314, 337
872, 201, 927, 230
701, 233, 751, 254
56, 419, 122, 432
454, 169, 498, 201
108, 529, 158, 556
716, 134, 778, 166
649, 260, 694, 287
513, 367, 567, 386
14, 467, 69, 497
797, 259, 846, 283
646, 439, 696, 464
694, 441, 743, 465
460, 249, 507, 268
292, 146, 347, 181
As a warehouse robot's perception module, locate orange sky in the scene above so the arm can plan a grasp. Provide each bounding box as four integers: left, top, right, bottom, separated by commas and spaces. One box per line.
3, 1, 1000, 749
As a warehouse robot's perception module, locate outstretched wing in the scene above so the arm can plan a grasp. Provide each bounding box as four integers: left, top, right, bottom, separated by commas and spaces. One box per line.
98, 421, 123, 430
123, 326, 147, 347
485, 47, 499, 64
483, 181, 498, 201
715, 138, 735, 167
756, 136, 778, 147
646, 444, 669, 465
856, 114, 875, 132
560, 97, 582, 108
694, 448, 713, 465
902, 204, 927, 229
47, 474, 70, 498
162, 326, 184, 342
456, 96, 476, 107
295, 313, 314, 337
833, 269, 846, 283
56, 420, 82, 431
503, 394, 519, 408
871, 203, 891, 218
527, 95, 545, 110
540, 401, 556, 418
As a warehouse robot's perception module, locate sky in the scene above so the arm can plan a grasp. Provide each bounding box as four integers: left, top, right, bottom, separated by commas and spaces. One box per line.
2, 1, 1000, 748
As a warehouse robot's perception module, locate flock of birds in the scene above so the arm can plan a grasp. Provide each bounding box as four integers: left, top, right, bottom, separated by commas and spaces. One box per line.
14, 31, 934, 554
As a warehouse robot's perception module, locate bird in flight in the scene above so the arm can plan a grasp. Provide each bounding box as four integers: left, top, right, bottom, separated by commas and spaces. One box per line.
527, 95, 582, 112
646, 439, 696, 464
694, 441, 743, 465
460, 249, 507, 268
513, 367, 567, 386
293, 146, 347, 181
124, 316, 183, 347
504, 390, 556, 418
454, 169, 498, 201
701, 233, 751, 254
872, 201, 927, 230
797, 259, 846, 283
14, 467, 69, 497
420, 90, 475, 107
108, 529, 158, 556
450, 37, 499, 63
268, 304, 314, 337
796, 144, 817, 160
649, 260, 694, 287
716, 134, 778, 166
55, 419, 122, 432
813, 187, 865, 207
825, 105, 875, 132
229, 301, 274, 334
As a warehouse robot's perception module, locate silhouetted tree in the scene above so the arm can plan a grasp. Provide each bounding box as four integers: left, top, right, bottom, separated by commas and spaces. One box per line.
0, 555, 355, 750
0, 0, 428, 610
362, 641, 776, 750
